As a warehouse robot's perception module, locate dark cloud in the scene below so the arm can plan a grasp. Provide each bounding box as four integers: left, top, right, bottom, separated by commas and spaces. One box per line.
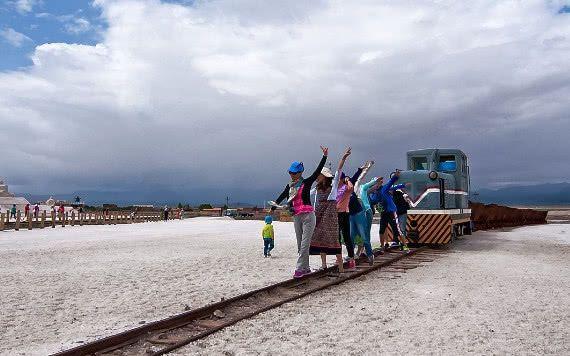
1, 0, 569, 203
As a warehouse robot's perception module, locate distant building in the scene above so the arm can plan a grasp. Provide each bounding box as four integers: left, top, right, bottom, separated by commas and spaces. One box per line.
0, 179, 30, 212
0, 180, 14, 197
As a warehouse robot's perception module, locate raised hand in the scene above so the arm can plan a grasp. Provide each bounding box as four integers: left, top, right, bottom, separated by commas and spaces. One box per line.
342, 147, 351, 159
395, 169, 401, 177
320, 145, 329, 156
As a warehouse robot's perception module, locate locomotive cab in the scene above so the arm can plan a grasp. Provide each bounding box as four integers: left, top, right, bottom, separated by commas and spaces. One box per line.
387, 148, 472, 245
402, 148, 469, 210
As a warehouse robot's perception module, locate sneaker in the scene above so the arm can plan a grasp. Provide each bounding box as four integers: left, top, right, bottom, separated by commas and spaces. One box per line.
347, 259, 356, 270
367, 255, 374, 266
344, 256, 351, 262
402, 244, 410, 252
391, 241, 400, 247
267, 253, 271, 257
293, 270, 306, 278
384, 243, 390, 250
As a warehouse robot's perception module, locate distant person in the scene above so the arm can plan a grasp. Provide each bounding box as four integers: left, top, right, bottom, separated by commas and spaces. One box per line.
10, 204, 17, 220
262, 215, 275, 257
78, 206, 83, 214
33, 203, 40, 218
58, 204, 65, 218
24, 203, 30, 217
164, 206, 169, 221
271, 145, 328, 278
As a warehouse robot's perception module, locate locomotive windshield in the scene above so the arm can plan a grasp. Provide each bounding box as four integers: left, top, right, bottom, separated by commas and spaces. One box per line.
412, 157, 428, 170
438, 155, 457, 171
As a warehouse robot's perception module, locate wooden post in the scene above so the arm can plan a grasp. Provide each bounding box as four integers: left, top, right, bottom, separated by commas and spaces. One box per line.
51, 211, 56, 228
5, 210, 8, 225
71, 211, 75, 226
15, 210, 21, 231
41, 211, 46, 229
28, 213, 33, 230
0, 212, 4, 231
61, 212, 66, 227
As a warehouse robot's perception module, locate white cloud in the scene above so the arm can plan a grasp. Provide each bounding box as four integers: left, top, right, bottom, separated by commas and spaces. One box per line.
13, 0, 39, 14
0, 28, 32, 47
1, 0, 570, 197
64, 17, 91, 34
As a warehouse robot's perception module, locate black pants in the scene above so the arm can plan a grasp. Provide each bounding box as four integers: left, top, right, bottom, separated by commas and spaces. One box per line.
338, 212, 355, 258
379, 211, 401, 243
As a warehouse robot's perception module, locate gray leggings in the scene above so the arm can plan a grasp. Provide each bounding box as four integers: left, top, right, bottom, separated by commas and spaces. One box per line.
293, 212, 316, 272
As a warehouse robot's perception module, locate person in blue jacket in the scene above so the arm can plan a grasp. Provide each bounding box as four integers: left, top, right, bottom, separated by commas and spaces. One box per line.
369, 169, 409, 252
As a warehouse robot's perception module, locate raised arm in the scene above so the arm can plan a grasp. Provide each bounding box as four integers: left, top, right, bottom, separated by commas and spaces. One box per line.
355, 161, 374, 186
381, 170, 400, 195
362, 177, 379, 192
349, 167, 363, 185
307, 146, 329, 182
390, 183, 406, 191
337, 147, 351, 172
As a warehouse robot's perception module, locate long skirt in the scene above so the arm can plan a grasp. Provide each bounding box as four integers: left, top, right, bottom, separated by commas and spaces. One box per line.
309, 199, 341, 255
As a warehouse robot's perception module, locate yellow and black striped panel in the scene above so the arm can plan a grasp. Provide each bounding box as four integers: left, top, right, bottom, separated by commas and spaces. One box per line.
385, 214, 451, 244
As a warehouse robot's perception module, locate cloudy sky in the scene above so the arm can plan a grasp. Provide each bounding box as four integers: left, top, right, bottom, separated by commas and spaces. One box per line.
1, 0, 569, 204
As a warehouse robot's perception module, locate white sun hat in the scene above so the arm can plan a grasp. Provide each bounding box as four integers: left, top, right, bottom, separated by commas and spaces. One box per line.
321, 167, 334, 178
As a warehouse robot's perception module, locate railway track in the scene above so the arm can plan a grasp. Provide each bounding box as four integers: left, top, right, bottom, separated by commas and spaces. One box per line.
53, 246, 450, 356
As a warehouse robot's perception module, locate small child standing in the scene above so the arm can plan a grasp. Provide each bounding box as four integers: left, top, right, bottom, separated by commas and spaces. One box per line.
262, 215, 275, 257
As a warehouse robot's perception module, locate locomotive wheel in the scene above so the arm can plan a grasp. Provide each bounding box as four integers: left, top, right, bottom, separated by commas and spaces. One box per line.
465, 222, 473, 235
450, 226, 457, 243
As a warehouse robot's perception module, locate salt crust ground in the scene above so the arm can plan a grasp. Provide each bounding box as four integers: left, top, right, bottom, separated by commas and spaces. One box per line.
1, 220, 568, 355
172, 224, 569, 356
0, 218, 304, 355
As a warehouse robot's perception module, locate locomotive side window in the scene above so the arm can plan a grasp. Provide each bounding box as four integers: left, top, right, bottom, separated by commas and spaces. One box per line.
438, 155, 457, 171
412, 157, 428, 170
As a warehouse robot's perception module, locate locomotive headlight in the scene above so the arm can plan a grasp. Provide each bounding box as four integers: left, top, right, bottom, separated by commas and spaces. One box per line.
429, 171, 438, 180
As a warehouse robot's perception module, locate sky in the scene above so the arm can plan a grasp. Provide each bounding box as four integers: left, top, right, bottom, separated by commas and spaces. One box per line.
0, 0, 569, 204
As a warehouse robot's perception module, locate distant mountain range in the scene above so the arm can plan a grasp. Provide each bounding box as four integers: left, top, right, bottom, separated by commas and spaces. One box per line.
19, 182, 570, 207
474, 183, 570, 206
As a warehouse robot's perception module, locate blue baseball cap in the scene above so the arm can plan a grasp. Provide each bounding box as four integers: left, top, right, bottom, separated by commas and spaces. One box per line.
288, 161, 304, 173
265, 215, 273, 224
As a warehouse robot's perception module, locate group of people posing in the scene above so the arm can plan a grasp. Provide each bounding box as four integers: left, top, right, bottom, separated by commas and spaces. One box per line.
268, 146, 412, 278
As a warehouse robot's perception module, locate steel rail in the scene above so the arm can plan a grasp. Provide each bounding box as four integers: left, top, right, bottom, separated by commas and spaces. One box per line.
52, 246, 432, 356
